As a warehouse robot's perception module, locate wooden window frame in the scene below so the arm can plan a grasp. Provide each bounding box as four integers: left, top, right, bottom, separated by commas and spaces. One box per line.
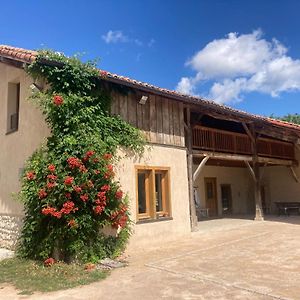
136, 166, 171, 222
6, 82, 20, 134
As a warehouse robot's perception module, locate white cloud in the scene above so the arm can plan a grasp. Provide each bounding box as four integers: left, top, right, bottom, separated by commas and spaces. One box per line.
102, 30, 128, 44
176, 30, 300, 104
176, 77, 196, 95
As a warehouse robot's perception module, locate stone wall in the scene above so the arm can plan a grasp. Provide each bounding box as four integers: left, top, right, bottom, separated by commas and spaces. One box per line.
0, 214, 23, 250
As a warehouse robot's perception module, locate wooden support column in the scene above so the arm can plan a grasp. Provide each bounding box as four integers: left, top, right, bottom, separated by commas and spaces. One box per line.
186, 107, 198, 229
249, 124, 264, 221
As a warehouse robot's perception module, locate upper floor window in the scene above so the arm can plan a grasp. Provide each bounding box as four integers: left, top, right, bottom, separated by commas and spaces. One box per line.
136, 166, 171, 222
6, 82, 20, 133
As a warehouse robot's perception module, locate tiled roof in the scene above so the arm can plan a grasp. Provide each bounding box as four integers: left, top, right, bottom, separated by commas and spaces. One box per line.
1, 44, 300, 134
0, 45, 37, 64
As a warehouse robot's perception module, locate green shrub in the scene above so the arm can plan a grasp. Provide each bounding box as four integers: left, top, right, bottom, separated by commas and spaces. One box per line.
18, 50, 144, 262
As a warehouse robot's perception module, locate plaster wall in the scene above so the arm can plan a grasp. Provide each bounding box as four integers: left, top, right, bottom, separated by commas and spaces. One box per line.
0, 63, 50, 248
263, 149, 300, 213
194, 165, 255, 216
116, 145, 191, 251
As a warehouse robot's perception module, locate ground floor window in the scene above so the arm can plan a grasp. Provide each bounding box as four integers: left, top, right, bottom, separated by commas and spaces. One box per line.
136, 166, 171, 221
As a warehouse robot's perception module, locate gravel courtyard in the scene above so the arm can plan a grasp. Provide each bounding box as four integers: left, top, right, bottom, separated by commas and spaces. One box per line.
2, 216, 300, 300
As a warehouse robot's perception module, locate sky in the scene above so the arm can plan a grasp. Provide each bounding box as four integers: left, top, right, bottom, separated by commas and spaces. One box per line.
1, 0, 300, 117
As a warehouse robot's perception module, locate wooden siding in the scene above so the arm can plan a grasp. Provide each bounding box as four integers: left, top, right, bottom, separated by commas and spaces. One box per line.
111, 91, 185, 147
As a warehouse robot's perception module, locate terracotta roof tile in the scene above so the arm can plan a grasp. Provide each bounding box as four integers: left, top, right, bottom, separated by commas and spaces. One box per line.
0, 45, 37, 63
1, 44, 300, 135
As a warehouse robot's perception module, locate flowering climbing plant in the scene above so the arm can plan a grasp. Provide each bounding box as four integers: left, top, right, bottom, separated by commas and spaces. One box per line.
18, 50, 145, 263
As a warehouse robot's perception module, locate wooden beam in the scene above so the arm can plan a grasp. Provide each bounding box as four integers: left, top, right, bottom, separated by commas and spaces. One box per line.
242, 122, 255, 144
192, 150, 294, 166
250, 124, 264, 221
290, 166, 299, 183
193, 156, 210, 181
244, 161, 256, 182
260, 163, 268, 181
186, 107, 198, 229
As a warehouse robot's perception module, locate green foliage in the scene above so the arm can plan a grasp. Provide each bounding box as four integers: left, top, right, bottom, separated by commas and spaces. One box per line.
18, 50, 145, 262
270, 113, 300, 125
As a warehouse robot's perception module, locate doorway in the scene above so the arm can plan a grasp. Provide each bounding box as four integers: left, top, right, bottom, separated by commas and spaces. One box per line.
204, 177, 218, 216
221, 184, 232, 215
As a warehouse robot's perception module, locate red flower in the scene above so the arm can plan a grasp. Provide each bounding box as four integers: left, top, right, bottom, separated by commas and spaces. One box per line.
53, 95, 63, 106
64, 176, 74, 186
41, 206, 56, 215
103, 153, 112, 160
47, 182, 56, 189
115, 190, 123, 200
101, 184, 111, 192
97, 191, 106, 201
47, 174, 57, 181
67, 219, 77, 228
67, 157, 82, 169
38, 189, 47, 199
107, 164, 113, 171
52, 211, 62, 219
93, 158, 99, 163
79, 165, 88, 173
94, 170, 100, 175
60, 201, 78, 215
44, 257, 55, 267
86, 150, 95, 158
80, 194, 89, 202
65, 192, 71, 199
73, 185, 82, 193
48, 164, 56, 173
94, 205, 104, 215
26, 171, 35, 180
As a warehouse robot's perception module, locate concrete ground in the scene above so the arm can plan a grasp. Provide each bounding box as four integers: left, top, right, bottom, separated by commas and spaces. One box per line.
2, 216, 300, 300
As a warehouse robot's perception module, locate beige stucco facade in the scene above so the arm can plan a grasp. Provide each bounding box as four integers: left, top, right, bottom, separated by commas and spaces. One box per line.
116, 145, 191, 251
194, 165, 255, 216
0, 63, 49, 216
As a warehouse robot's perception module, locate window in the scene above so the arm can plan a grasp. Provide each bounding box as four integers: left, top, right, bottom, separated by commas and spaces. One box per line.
136, 167, 171, 221
7, 82, 20, 133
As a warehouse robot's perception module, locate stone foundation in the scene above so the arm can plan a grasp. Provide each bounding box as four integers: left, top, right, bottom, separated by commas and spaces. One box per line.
0, 214, 23, 250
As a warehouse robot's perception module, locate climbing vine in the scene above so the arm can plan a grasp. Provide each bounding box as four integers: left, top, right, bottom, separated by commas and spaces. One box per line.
18, 50, 145, 263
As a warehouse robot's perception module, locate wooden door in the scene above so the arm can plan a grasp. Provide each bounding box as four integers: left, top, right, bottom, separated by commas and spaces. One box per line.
204, 178, 218, 216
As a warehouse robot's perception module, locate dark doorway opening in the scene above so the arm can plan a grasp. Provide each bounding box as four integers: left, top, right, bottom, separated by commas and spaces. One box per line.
221, 184, 232, 215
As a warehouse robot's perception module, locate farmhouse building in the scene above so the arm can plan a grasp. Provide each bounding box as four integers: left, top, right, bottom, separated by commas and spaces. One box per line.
1, 45, 300, 250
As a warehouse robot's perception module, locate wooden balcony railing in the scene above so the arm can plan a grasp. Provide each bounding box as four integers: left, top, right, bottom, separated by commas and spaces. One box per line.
192, 125, 295, 160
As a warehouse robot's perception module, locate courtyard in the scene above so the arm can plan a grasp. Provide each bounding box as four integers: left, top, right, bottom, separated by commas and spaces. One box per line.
1, 216, 300, 299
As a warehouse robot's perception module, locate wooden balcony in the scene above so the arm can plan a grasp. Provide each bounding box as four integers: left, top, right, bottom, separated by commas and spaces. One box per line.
192, 125, 295, 161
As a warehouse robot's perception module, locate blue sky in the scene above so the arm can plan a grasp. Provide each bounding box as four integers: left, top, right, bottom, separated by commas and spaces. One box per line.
1, 0, 300, 117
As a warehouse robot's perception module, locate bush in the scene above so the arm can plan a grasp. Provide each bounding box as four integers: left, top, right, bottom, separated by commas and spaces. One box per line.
18, 50, 144, 262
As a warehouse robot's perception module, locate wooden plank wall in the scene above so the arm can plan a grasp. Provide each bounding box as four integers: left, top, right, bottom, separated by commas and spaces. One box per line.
110, 90, 185, 147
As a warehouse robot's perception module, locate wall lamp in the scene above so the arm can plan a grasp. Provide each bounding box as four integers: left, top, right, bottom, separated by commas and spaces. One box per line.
139, 95, 148, 105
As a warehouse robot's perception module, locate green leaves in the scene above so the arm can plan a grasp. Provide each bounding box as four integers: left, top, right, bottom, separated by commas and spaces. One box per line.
19, 49, 144, 263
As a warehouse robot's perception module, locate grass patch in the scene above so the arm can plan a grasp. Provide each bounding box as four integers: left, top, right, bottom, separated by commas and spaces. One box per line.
0, 258, 108, 295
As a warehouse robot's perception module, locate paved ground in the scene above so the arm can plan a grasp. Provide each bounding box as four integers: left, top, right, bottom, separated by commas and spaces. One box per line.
2, 216, 300, 300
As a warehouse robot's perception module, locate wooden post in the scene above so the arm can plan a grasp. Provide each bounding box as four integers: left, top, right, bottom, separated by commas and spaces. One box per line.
186, 107, 198, 229
249, 124, 264, 221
